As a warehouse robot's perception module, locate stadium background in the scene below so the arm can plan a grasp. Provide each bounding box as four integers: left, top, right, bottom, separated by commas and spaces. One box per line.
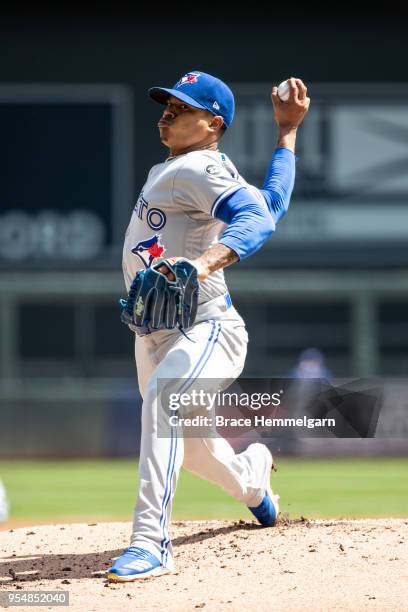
0, 8, 407, 523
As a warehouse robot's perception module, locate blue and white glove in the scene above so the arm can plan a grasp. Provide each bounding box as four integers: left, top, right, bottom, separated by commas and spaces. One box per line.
119, 258, 199, 337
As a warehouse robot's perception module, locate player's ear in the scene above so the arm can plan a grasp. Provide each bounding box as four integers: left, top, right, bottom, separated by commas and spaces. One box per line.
208, 115, 224, 133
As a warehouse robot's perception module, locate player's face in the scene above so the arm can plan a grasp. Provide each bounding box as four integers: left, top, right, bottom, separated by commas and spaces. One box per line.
157, 96, 218, 154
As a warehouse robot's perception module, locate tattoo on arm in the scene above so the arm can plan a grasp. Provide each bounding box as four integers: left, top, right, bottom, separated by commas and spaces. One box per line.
198, 243, 239, 275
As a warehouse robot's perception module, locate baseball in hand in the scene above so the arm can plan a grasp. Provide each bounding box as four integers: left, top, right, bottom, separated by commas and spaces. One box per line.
277, 80, 290, 102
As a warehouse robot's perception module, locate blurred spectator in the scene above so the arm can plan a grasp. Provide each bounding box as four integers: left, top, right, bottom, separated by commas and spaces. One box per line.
280, 348, 333, 454
289, 347, 332, 379
0, 480, 9, 522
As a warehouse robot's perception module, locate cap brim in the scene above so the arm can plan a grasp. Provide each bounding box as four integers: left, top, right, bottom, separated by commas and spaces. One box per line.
148, 87, 207, 110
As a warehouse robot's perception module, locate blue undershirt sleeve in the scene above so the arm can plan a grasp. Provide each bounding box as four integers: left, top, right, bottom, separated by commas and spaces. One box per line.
215, 187, 275, 261
260, 147, 296, 223
214, 146, 296, 261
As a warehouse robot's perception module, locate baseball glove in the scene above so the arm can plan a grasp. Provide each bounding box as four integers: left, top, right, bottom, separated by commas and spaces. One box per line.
119, 258, 200, 337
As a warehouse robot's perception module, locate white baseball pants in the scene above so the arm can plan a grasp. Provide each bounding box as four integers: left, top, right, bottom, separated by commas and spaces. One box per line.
129, 307, 270, 570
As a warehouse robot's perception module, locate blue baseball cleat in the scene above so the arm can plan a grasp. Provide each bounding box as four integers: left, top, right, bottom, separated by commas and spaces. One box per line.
247, 443, 280, 527
248, 490, 280, 526
107, 546, 170, 581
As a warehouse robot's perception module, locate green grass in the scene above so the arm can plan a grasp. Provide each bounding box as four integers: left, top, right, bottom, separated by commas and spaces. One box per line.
0, 457, 407, 523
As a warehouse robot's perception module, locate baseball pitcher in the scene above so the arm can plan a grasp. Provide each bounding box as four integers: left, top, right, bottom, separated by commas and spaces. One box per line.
108, 71, 310, 580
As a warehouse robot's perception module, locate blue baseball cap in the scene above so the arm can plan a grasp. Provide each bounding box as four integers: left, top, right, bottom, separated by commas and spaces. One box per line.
148, 70, 235, 129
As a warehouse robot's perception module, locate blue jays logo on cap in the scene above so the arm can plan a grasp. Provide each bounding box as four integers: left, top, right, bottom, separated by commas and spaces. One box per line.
148, 70, 235, 129
176, 72, 201, 86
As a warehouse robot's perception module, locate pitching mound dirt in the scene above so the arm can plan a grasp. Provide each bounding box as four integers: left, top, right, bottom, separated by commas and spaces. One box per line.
0, 519, 407, 611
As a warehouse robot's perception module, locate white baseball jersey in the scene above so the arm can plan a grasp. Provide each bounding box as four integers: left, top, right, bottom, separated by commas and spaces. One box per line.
122, 149, 266, 305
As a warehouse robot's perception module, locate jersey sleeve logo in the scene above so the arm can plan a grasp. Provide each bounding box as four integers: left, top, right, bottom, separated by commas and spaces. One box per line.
205, 164, 222, 176
131, 234, 166, 268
